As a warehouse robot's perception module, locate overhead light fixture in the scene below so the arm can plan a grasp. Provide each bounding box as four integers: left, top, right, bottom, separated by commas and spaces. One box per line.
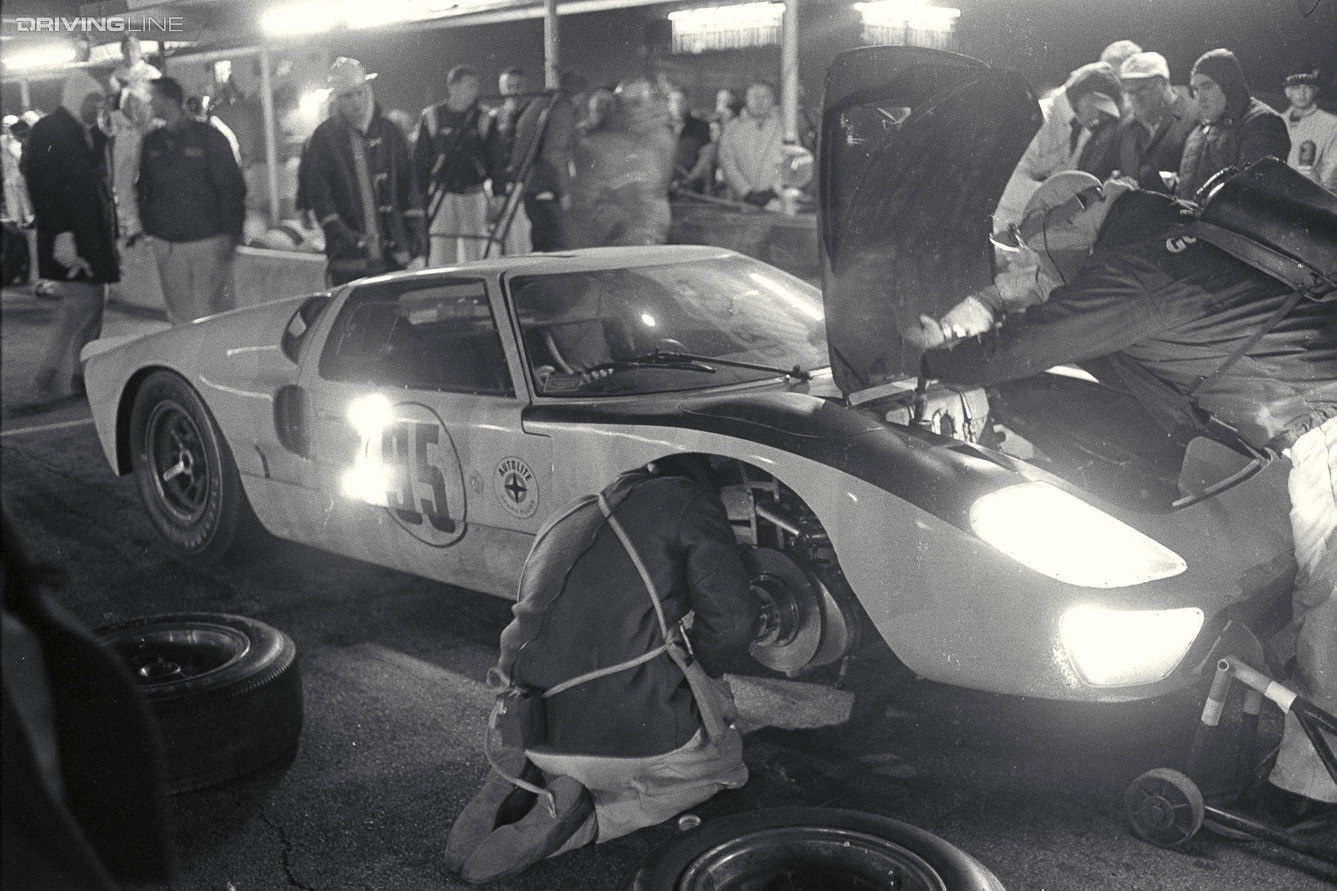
261, 2, 337, 36
3, 45, 78, 71
854, 1, 960, 49
668, 2, 785, 54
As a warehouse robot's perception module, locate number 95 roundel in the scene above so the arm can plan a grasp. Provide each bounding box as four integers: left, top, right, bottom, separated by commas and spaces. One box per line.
347, 402, 468, 547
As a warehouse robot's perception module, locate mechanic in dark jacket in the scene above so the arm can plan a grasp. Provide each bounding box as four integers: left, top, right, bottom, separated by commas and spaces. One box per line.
918, 171, 1337, 810
298, 58, 427, 285
506, 80, 576, 252
134, 76, 246, 325
22, 71, 119, 403
1176, 49, 1290, 200
445, 458, 757, 883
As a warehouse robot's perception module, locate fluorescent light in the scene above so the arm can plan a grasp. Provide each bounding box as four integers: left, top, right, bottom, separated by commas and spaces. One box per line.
970, 482, 1186, 588
261, 2, 335, 36
3, 46, 77, 71
1061, 606, 1204, 686
854, 1, 960, 30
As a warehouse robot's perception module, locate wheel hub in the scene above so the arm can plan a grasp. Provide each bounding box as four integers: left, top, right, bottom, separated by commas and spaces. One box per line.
148, 403, 210, 523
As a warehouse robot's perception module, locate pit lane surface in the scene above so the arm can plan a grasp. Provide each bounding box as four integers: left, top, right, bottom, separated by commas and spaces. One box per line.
3, 286, 1332, 890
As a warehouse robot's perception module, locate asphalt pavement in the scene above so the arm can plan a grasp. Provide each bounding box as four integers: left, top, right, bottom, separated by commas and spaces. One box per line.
2, 282, 1334, 890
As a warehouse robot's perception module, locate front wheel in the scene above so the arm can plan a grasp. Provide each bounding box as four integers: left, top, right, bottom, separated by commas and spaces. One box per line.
626, 807, 1005, 891
129, 370, 254, 563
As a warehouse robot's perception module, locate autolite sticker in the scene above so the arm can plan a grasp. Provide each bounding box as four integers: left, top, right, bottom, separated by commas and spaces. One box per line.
494, 456, 538, 519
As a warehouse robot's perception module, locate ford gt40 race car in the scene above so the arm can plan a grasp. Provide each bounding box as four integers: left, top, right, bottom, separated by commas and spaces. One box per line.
82, 49, 1294, 703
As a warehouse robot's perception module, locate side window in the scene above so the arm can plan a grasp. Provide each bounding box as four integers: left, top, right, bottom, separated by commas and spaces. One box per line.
318, 278, 513, 396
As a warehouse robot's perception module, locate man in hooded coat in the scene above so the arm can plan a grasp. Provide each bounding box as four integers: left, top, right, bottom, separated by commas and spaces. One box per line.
22, 71, 119, 403
1176, 49, 1291, 200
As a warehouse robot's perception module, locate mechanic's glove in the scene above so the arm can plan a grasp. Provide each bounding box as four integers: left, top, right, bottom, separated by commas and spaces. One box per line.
52, 232, 94, 279
321, 218, 365, 258
941, 293, 1000, 340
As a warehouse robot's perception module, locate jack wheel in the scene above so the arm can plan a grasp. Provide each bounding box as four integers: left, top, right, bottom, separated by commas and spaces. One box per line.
1126, 768, 1205, 848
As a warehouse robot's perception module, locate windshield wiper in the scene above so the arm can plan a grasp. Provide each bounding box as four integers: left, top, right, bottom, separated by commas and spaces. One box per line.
650, 350, 811, 382
584, 352, 717, 375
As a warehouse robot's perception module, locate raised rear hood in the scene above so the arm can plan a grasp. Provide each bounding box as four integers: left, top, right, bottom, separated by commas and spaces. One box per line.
819, 46, 1040, 397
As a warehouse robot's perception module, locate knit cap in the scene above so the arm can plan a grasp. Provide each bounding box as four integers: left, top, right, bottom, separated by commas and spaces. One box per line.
1191, 49, 1251, 119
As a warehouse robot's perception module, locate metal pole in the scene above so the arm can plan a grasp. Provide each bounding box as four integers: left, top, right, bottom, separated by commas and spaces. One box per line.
543, 0, 560, 90
258, 43, 281, 225
781, 0, 799, 144
20, 79, 32, 111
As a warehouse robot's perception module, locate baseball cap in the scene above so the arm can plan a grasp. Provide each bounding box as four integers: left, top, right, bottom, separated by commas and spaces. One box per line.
1120, 52, 1171, 82
1285, 62, 1320, 87
1065, 62, 1122, 120
328, 57, 377, 95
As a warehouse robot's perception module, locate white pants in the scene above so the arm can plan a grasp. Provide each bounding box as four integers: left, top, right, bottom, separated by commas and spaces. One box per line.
428, 190, 491, 266
151, 234, 235, 326
1270, 414, 1337, 802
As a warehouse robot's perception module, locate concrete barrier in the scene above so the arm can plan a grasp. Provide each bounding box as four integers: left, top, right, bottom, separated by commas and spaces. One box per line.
109, 243, 326, 315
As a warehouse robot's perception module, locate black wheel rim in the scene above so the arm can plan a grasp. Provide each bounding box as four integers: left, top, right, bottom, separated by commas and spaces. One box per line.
101, 622, 250, 687
678, 827, 948, 891
146, 401, 210, 524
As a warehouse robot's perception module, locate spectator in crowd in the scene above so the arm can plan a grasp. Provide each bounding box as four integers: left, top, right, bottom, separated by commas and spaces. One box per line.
2, 117, 33, 225
1116, 52, 1202, 193
487, 67, 534, 254
994, 62, 1122, 228
186, 95, 241, 164
507, 73, 576, 252
22, 71, 119, 404
1282, 62, 1337, 192
298, 58, 427, 285
714, 87, 742, 123
668, 86, 714, 194
416, 66, 494, 265
578, 87, 615, 135
914, 169, 1336, 817
719, 82, 783, 208
1099, 39, 1142, 78
1176, 49, 1290, 200
107, 35, 160, 247
133, 77, 246, 326
568, 78, 675, 249
445, 458, 756, 883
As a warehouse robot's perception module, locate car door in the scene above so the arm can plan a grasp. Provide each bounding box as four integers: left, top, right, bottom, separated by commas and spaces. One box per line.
294, 273, 552, 599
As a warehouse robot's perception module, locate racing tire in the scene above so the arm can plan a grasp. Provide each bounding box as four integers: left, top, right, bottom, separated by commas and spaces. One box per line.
94, 612, 303, 795
624, 807, 1005, 891
130, 370, 257, 564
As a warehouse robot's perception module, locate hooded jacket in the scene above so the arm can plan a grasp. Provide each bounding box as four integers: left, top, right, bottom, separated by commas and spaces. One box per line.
924, 190, 1337, 451
21, 73, 119, 284
1176, 50, 1290, 200
497, 469, 755, 759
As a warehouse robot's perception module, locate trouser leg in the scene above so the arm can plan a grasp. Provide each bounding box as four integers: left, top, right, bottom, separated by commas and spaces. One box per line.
152, 238, 191, 325
34, 280, 105, 389
1270, 415, 1337, 802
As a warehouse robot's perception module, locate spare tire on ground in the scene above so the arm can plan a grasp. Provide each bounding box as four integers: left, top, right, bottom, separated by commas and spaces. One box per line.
626, 806, 1005, 891
94, 612, 303, 794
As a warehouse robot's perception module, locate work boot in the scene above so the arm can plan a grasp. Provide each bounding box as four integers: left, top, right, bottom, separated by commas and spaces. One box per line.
445, 759, 545, 872
460, 775, 594, 884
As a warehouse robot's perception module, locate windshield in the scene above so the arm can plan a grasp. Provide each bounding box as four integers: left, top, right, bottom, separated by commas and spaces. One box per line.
509, 256, 829, 396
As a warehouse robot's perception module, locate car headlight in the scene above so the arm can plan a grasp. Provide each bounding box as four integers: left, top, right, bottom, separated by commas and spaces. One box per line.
969, 482, 1186, 588
1061, 606, 1204, 686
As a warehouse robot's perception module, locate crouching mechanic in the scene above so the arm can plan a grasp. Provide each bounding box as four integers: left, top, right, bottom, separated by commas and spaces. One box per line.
445, 457, 758, 883
913, 167, 1337, 816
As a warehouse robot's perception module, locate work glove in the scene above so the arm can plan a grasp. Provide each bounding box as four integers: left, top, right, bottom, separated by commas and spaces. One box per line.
52, 231, 93, 279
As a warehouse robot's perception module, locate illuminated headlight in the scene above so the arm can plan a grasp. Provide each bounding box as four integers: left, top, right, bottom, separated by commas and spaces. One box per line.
970, 482, 1186, 588
1061, 606, 1204, 686
347, 393, 393, 438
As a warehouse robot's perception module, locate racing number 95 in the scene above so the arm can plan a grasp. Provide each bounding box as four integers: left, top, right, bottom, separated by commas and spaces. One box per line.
383, 421, 455, 533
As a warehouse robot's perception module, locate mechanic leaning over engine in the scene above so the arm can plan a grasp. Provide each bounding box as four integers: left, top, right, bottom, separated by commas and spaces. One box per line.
912, 164, 1337, 819
444, 456, 758, 883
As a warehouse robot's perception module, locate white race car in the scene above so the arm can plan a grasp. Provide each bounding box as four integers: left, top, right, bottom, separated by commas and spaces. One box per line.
82, 49, 1294, 702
